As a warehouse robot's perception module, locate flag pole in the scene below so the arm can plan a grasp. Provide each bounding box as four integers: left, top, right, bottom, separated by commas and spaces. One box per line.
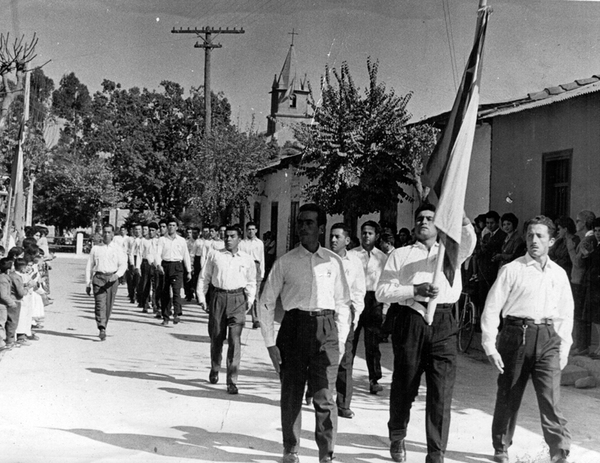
424, 0, 488, 325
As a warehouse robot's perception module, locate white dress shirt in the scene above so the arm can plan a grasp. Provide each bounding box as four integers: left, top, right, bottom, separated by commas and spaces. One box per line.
259, 244, 352, 354
197, 248, 257, 307
481, 253, 574, 368
340, 250, 366, 329
239, 237, 265, 281
86, 242, 128, 286
128, 236, 142, 266
112, 235, 130, 255
351, 246, 388, 291
156, 234, 191, 272
138, 238, 154, 268
376, 224, 476, 318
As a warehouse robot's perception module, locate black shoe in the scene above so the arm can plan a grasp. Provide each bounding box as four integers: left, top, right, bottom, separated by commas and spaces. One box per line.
99, 329, 106, 341
161, 319, 169, 326
338, 407, 355, 419
551, 450, 570, 463
305, 391, 313, 406
319, 455, 333, 463
252, 321, 260, 329
209, 370, 219, 384
390, 439, 406, 462
369, 380, 383, 394
227, 383, 238, 395
142, 308, 148, 313
173, 316, 180, 324
493, 450, 509, 463
282, 452, 300, 463
154, 313, 162, 319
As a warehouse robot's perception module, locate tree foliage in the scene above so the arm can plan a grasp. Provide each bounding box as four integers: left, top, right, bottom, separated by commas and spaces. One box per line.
294, 59, 437, 218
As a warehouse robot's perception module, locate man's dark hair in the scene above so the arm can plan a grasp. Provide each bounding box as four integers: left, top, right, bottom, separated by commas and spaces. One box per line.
398, 227, 410, 236
414, 203, 436, 220
210, 224, 219, 231
103, 223, 115, 232
0, 257, 13, 273
21, 237, 37, 250
299, 203, 327, 227
158, 218, 168, 226
165, 217, 178, 226
485, 210, 500, 222
380, 232, 395, 245
7, 247, 24, 260
225, 225, 243, 237
361, 220, 381, 234
528, 215, 556, 237
192, 226, 200, 233
556, 217, 576, 235
501, 212, 519, 229
246, 221, 257, 229
330, 222, 351, 237
14, 258, 27, 272
148, 222, 159, 230
592, 217, 600, 229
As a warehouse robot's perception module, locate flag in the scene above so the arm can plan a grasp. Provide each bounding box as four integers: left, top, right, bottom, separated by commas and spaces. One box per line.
422, 5, 491, 285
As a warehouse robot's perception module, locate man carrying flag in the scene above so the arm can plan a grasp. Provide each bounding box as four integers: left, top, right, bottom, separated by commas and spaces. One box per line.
376, 2, 490, 461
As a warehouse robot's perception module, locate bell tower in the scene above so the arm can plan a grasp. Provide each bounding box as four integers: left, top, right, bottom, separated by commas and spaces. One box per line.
266, 32, 312, 136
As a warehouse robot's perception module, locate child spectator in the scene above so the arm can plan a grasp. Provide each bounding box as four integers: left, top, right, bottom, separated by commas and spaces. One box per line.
10, 258, 29, 346
0, 258, 15, 351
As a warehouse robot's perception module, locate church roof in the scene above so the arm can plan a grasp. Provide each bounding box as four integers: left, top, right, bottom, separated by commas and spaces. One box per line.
276, 44, 298, 91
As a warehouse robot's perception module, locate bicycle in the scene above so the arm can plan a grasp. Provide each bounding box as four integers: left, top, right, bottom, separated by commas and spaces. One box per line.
456, 291, 478, 353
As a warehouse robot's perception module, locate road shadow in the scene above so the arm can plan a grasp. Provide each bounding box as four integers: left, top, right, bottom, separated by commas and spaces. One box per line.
170, 333, 211, 344
36, 329, 100, 342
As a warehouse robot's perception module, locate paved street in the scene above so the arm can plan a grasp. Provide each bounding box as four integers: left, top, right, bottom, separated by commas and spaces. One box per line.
1, 256, 599, 463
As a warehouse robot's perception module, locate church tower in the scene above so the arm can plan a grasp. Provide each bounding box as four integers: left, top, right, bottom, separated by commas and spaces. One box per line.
266, 36, 312, 136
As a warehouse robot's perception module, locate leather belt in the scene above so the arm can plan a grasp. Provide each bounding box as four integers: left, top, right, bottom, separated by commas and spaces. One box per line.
505, 316, 553, 326
289, 309, 335, 317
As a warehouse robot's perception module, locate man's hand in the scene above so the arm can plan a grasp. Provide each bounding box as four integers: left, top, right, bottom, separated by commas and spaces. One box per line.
487, 352, 504, 374
267, 345, 282, 374
109, 273, 119, 283
414, 282, 439, 299
86, 286, 91, 296
186, 271, 192, 282
198, 301, 207, 312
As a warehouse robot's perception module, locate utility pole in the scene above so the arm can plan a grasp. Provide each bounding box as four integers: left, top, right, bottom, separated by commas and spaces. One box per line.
172, 27, 245, 137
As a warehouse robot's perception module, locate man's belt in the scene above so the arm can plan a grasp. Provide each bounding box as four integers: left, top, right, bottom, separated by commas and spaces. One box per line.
436, 303, 454, 311
213, 287, 244, 294
289, 309, 335, 317
162, 260, 182, 264
505, 316, 553, 326
95, 271, 116, 277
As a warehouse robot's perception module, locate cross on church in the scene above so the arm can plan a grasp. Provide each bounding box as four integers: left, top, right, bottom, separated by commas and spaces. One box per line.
288, 28, 298, 46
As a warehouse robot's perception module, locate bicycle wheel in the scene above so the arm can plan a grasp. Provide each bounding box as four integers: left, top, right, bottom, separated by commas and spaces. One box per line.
458, 299, 476, 353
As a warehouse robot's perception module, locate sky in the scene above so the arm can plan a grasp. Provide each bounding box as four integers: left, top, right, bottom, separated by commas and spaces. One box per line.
3, 0, 600, 130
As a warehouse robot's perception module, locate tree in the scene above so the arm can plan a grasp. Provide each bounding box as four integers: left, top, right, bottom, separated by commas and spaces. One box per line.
294, 59, 437, 224
0, 33, 38, 137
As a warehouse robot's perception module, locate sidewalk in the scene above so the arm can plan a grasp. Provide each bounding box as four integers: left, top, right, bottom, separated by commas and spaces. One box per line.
0, 256, 599, 463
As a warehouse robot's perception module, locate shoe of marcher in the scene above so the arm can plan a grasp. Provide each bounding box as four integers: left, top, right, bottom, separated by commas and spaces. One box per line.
252, 321, 260, 329
338, 407, 355, 419
142, 308, 148, 313
227, 383, 239, 395
282, 452, 300, 463
319, 454, 334, 463
209, 370, 219, 384
17, 336, 31, 346
154, 313, 162, 319
369, 380, 383, 394
173, 316, 180, 324
551, 449, 570, 463
161, 319, 170, 326
99, 329, 106, 341
390, 439, 406, 462
305, 390, 313, 406
493, 450, 509, 463
0, 343, 12, 351
28, 334, 40, 341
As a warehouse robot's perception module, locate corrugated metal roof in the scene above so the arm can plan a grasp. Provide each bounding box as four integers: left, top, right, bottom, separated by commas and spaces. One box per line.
479, 75, 600, 119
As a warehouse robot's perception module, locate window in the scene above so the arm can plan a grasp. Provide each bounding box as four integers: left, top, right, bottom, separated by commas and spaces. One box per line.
270, 201, 279, 244
253, 202, 261, 233
542, 150, 571, 220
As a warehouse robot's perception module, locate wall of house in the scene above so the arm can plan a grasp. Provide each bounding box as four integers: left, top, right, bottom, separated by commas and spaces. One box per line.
489, 94, 600, 223
465, 122, 492, 218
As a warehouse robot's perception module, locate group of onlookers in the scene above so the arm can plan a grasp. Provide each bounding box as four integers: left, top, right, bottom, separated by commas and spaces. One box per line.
0, 225, 53, 352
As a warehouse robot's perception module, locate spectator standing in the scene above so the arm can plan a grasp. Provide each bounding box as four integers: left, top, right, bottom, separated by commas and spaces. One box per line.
477, 211, 507, 307
239, 221, 265, 329
583, 217, 600, 359
549, 217, 579, 278
493, 213, 525, 268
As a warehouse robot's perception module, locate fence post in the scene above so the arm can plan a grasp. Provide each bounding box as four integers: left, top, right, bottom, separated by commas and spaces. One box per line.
76, 232, 84, 255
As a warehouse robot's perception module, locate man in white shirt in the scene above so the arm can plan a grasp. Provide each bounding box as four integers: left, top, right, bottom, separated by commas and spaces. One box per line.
259, 204, 351, 463
137, 222, 157, 313
112, 225, 130, 285
325, 223, 367, 418
197, 225, 256, 395
350, 220, 388, 394
376, 204, 475, 463
156, 217, 191, 325
184, 227, 199, 301
481, 216, 573, 463
85, 224, 127, 340
239, 221, 265, 329
127, 223, 142, 304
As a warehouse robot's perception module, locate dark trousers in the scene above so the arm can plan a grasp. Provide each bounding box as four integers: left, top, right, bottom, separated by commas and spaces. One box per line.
389, 306, 457, 463
5, 301, 21, 344
336, 325, 355, 410
137, 259, 152, 309
208, 288, 247, 385
92, 273, 119, 329
351, 291, 383, 382
192, 256, 202, 297
277, 309, 339, 460
126, 260, 139, 302
492, 319, 570, 458
161, 261, 184, 320
571, 283, 591, 350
